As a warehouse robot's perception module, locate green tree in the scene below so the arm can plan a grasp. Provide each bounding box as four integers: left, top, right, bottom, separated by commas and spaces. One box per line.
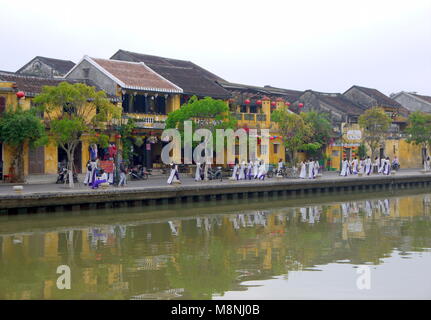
358, 107, 391, 158
405, 111, 431, 158
301, 111, 333, 159
165, 96, 237, 159
0, 106, 47, 182
34, 82, 121, 187
271, 106, 314, 165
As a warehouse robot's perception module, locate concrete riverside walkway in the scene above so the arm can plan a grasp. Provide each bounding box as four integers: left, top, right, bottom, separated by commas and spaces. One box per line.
1, 168, 430, 211
0, 169, 424, 194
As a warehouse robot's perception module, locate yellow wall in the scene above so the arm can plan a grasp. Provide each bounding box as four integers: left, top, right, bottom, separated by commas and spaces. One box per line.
384, 139, 422, 168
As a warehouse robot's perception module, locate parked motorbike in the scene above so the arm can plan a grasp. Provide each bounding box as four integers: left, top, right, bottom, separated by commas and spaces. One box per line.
56, 167, 78, 184
207, 166, 223, 181
128, 166, 150, 180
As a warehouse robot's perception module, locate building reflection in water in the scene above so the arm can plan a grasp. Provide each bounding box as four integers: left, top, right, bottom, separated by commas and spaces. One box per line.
0, 192, 430, 299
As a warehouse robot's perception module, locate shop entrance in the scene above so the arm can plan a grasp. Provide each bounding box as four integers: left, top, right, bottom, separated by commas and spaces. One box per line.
58, 142, 82, 173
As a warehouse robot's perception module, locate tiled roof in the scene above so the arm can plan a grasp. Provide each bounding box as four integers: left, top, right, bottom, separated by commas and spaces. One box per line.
16, 56, 75, 75
317, 93, 366, 116
411, 93, 431, 104
112, 49, 225, 81
111, 50, 230, 99
0, 70, 119, 101
89, 57, 183, 94
0, 71, 69, 97
348, 85, 403, 108
303, 90, 366, 116
219, 81, 303, 103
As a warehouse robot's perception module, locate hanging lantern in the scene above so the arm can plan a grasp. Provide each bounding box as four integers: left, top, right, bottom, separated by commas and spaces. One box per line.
271, 101, 276, 106
115, 134, 122, 139
286, 102, 291, 107
298, 103, 304, 108
16, 91, 25, 99
244, 99, 251, 105
256, 100, 262, 105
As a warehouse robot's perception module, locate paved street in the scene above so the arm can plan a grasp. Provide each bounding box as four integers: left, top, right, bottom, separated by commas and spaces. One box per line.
0, 168, 426, 196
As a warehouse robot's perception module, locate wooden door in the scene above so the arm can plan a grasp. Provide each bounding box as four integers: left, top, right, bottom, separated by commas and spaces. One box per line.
29, 146, 45, 174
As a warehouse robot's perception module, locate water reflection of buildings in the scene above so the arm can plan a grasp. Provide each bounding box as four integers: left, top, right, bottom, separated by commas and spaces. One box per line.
0, 193, 430, 299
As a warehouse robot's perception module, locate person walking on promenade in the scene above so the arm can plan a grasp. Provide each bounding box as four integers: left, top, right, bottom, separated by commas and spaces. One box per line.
351, 157, 358, 175
231, 159, 239, 180
247, 160, 253, 180
276, 159, 284, 177
308, 159, 315, 179
238, 161, 246, 180
167, 163, 181, 184
372, 157, 379, 174
253, 159, 260, 179
83, 160, 92, 186
383, 157, 391, 175
195, 162, 202, 181
364, 156, 372, 175
314, 159, 320, 178
118, 161, 127, 187
378, 157, 385, 174
257, 160, 267, 180
340, 158, 350, 176
425, 156, 431, 172
299, 160, 307, 179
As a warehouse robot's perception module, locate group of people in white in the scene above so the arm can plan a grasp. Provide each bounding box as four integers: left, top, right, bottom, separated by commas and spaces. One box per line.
230, 159, 269, 181
167, 154, 407, 185
339, 156, 399, 177
298, 158, 320, 179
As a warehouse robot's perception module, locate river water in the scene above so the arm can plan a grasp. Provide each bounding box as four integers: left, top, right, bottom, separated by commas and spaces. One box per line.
0, 189, 430, 300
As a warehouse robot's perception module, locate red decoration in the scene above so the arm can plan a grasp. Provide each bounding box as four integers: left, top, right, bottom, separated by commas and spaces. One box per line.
286, 102, 291, 107
95, 133, 100, 137
115, 134, 122, 139
271, 101, 276, 106
16, 91, 25, 99
298, 103, 304, 108
244, 99, 251, 105
256, 100, 262, 105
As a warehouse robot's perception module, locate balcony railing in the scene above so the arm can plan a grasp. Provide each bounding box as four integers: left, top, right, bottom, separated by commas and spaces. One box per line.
124, 113, 167, 129
244, 113, 255, 121
256, 114, 266, 121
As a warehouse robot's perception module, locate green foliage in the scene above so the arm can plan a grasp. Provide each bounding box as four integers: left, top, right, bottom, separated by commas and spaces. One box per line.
119, 118, 136, 163
165, 96, 237, 148
358, 143, 367, 158
300, 111, 333, 158
33, 82, 121, 181
0, 106, 46, 148
358, 107, 391, 157
0, 105, 47, 182
405, 111, 431, 150
271, 107, 314, 164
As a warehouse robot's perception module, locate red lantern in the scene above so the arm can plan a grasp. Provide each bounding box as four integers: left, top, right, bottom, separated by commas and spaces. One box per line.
298, 103, 304, 108
286, 102, 291, 107
16, 91, 25, 99
271, 101, 276, 106
244, 99, 251, 105
256, 100, 262, 105
115, 134, 122, 139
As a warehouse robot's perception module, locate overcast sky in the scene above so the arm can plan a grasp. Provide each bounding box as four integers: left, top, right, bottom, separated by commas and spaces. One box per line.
1, 0, 430, 95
